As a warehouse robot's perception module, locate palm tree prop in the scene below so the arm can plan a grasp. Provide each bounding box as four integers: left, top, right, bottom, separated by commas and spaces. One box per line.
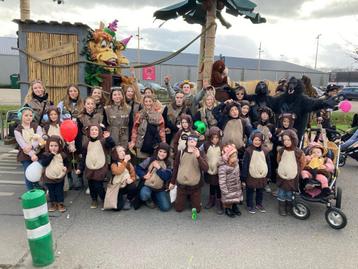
154, 0, 265, 89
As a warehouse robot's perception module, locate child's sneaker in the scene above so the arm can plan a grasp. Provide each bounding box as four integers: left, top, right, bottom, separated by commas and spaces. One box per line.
48, 202, 57, 212
247, 207, 256, 214
90, 201, 98, 209
265, 184, 272, 193
58, 203, 66, 213
145, 199, 156, 209
256, 204, 266, 213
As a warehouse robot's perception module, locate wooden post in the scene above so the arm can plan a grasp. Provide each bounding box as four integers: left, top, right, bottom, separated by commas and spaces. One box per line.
202, 0, 217, 88
196, 25, 206, 90
20, 0, 30, 21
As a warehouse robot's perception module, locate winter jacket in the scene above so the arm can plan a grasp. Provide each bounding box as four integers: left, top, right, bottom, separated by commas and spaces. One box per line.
218, 158, 243, 204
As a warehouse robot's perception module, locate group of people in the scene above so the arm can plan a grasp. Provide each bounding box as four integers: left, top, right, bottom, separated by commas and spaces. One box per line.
15, 72, 339, 218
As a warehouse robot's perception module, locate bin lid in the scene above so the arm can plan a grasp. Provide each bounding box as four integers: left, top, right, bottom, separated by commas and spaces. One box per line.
21, 189, 46, 209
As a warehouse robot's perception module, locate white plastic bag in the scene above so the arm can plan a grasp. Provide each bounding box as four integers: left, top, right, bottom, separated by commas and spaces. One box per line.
169, 185, 177, 203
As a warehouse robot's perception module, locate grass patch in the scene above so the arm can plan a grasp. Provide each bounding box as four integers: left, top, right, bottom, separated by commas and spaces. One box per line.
0, 105, 20, 114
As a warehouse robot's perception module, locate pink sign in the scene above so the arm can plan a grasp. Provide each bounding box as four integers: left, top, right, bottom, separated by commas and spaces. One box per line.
142, 66, 156, 81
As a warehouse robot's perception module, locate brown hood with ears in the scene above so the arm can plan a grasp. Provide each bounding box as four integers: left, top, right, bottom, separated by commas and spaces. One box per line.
86, 124, 103, 139
280, 129, 298, 149
45, 135, 64, 153
279, 113, 296, 129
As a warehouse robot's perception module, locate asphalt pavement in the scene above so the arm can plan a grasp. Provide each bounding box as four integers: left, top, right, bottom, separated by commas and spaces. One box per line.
0, 145, 357, 269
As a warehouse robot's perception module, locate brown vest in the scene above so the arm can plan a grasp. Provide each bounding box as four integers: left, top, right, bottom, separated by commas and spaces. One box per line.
104, 105, 129, 145
144, 160, 167, 190
177, 151, 201, 186
222, 119, 244, 149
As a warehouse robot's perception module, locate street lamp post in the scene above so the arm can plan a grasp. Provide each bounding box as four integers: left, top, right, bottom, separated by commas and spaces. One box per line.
136, 27, 143, 81
257, 41, 264, 80
314, 34, 322, 70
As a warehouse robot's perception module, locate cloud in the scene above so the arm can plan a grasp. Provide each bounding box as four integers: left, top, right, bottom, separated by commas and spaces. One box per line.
310, 0, 358, 18
318, 42, 355, 68
253, 0, 307, 18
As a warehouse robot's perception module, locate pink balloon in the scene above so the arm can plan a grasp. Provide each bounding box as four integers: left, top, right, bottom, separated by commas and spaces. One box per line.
339, 100, 352, 113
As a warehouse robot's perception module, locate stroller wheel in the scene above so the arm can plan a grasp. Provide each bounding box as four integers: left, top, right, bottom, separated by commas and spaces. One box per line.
335, 187, 342, 209
338, 155, 346, 167
325, 207, 347, 229
292, 201, 310, 220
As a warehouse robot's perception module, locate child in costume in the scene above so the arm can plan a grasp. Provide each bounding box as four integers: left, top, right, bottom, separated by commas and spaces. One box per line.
172, 114, 194, 156
78, 96, 104, 147
14, 106, 45, 190
241, 131, 271, 214
301, 143, 334, 197
218, 144, 243, 218
213, 100, 252, 153
276, 130, 305, 216
77, 124, 115, 209
136, 142, 172, 212
110, 145, 136, 211
169, 134, 208, 213
40, 136, 68, 213
201, 126, 224, 214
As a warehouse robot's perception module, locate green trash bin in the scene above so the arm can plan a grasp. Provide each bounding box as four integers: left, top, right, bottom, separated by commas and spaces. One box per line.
10, 74, 19, 89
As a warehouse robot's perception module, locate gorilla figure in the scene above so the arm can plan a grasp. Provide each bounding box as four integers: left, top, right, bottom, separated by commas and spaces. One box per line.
269, 77, 339, 140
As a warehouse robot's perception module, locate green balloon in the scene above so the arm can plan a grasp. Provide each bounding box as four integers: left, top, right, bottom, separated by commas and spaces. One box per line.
194, 121, 207, 135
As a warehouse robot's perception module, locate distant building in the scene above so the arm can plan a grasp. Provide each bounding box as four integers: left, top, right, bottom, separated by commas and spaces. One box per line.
0, 37, 19, 86
0, 36, 328, 88
329, 71, 358, 86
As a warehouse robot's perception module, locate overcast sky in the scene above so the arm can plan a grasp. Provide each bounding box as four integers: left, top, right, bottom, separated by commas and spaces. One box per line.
1, 0, 357, 70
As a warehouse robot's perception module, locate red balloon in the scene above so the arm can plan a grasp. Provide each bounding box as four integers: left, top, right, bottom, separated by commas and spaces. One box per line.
60, 120, 78, 142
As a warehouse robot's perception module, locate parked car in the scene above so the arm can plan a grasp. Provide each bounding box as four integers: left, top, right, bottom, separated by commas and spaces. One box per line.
143, 81, 166, 92
341, 87, 358, 100
313, 86, 325, 97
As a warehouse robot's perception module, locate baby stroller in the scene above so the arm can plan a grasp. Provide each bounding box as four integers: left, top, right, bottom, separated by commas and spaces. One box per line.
292, 127, 347, 229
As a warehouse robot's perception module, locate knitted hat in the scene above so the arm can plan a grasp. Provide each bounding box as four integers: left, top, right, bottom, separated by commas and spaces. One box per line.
222, 144, 237, 161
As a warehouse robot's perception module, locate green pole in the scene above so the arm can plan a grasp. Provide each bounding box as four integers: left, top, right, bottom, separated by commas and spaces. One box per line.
21, 189, 55, 267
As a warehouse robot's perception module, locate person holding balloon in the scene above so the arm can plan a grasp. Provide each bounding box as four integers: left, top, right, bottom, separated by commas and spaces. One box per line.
39, 135, 68, 213
60, 118, 81, 190
14, 106, 45, 190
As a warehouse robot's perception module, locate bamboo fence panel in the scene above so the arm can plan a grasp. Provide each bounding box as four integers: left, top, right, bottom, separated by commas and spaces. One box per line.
26, 32, 79, 105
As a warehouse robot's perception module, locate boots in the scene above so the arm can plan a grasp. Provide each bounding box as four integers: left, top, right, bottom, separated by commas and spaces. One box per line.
232, 203, 242, 216
286, 201, 293, 215
216, 199, 224, 215
205, 195, 216, 209
278, 200, 287, 216
225, 208, 236, 218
